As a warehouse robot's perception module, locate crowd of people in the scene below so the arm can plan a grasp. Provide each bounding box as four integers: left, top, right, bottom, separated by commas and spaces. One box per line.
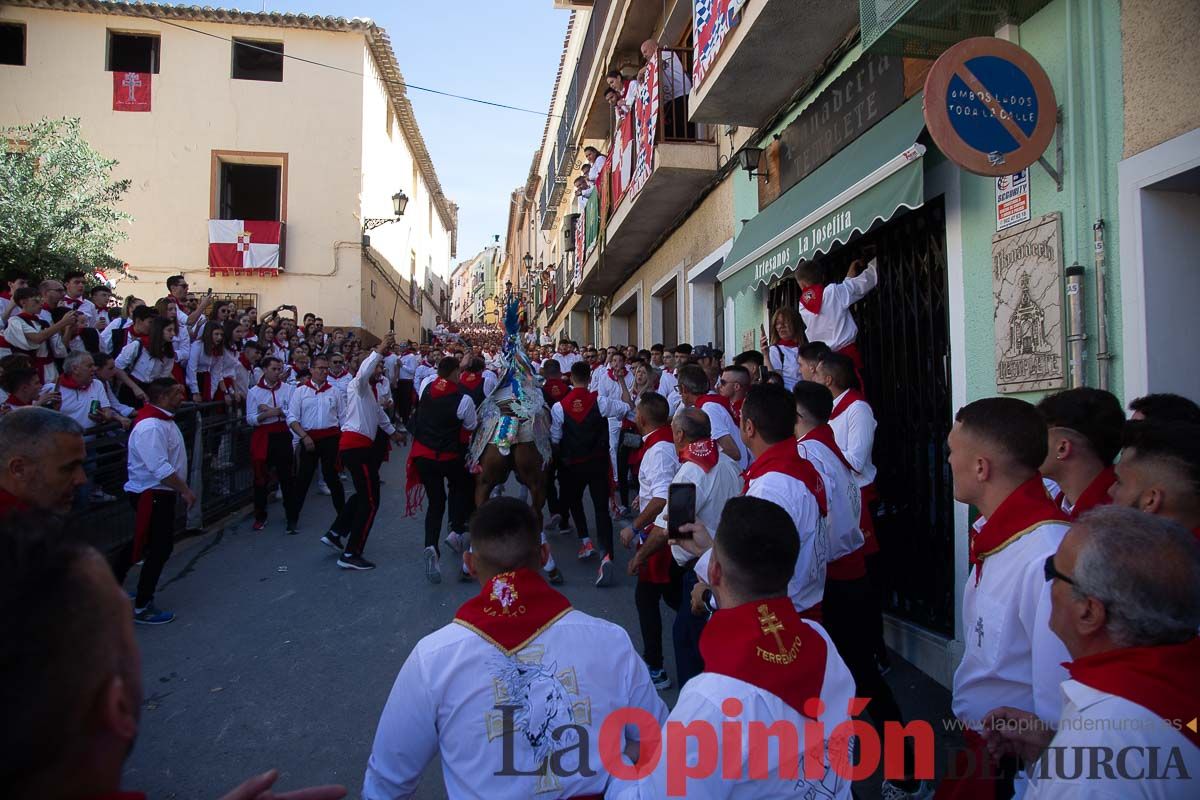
1, 256, 1198, 799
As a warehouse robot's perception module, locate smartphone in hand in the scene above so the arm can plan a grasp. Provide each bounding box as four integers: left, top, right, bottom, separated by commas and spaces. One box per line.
668, 483, 697, 540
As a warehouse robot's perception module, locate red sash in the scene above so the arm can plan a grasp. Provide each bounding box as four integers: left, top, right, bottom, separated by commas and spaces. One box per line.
700, 596, 828, 716
969, 476, 1068, 583
829, 389, 867, 420
1064, 466, 1117, 520
630, 425, 674, 468
800, 424, 855, 474
799, 285, 825, 314
680, 439, 719, 473
742, 438, 827, 517
1067, 637, 1200, 750
453, 568, 573, 656
561, 387, 598, 424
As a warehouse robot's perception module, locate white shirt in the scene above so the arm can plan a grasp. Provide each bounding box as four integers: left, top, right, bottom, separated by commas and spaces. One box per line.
798, 438, 863, 564
398, 353, 419, 381
172, 304, 192, 365
745, 472, 826, 613
245, 380, 293, 427
828, 390, 877, 487
3, 315, 61, 381
549, 394, 631, 442
115, 338, 175, 384
655, 454, 742, 567
61, 295, 98, 326
341, 350, 396, 440
586, 154, 608, 184
658, 49, 692, 102
608, 622, 855, 800
637, 439, 678, 520
413, 360, 437, 390
552, 352, 580, 374
125, 410, 187, 493
766, 343, 801, 391
798, 259, 878, 352
50, 379, 110, 431
363, 608, 668, 800
288, 381, 345, 433
952, 516, 1071, 731
186, 347, 238, 396
656, 368, 677, 401
100, 317, 134, 354
383, 353, 401, 385
1025, 679, 1200, 799
103, 380, 134, 417
327, 369, 352, 400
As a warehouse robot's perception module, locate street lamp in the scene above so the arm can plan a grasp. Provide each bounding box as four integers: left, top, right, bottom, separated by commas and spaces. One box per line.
522, 253, 534, 271
736, 146, 768, 180
363, 190, 409, 231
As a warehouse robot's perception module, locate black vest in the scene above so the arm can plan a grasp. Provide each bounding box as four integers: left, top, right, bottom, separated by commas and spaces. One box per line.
414, 380, 465, 454
559, 392, 607, 465
110, 321, 132, 356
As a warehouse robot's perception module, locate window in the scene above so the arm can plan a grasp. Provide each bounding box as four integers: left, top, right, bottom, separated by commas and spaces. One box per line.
219, 163, 281, 221
0, 22, 25, 66
231, 38, 283, 82
107, 31, 160, 73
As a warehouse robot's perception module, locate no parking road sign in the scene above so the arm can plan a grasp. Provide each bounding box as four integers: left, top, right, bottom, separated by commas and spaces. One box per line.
924, 37, 1057, 177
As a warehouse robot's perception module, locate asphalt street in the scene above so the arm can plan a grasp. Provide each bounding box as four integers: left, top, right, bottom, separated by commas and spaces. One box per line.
121, 447, 953, 799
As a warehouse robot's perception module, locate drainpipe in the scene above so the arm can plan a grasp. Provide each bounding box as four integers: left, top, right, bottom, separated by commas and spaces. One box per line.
1064, 264, 1087, 388
1085, 0, 1112, 390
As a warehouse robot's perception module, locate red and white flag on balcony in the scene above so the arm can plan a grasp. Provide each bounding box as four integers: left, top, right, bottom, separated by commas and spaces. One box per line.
208, 220, 283, 276
628, 57, 659, 198
113, 71, 151, 112
693, 0, 746, 86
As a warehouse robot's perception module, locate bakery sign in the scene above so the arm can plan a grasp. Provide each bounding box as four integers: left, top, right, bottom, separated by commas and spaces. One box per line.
993, 212, 1065, 393
924, 37, 1057, 176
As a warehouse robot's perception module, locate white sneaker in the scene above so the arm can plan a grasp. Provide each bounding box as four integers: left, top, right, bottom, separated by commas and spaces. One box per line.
318, 484, 332, 496
445, 531, 466, 554
423, 546, 441, 584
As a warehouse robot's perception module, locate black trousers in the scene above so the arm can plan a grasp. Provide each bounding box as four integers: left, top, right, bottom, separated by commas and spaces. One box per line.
331, 446, 381, 556
396, 379, 414, 425
616, 441, 636, 508
414, 456, 471, 552
673, 567, 708, 688
823, 576, 905, 739
253, 431, 298, 523
290, 435, 344, 527
545, 460, 564, 519
634, 562, 682, 671
559, 456, 613, 556
114, 491, 177, 608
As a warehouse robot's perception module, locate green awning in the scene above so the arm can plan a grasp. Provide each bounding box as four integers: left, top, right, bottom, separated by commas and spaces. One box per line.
719, 96, 927, 297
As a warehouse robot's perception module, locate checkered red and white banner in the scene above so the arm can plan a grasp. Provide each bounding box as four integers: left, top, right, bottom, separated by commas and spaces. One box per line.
693, 0, 746, 86
207, 219, 283, 277
628, 57, 659, 198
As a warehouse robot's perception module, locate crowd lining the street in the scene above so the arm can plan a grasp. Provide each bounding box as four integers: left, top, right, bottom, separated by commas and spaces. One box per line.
1, 259, 1199, 799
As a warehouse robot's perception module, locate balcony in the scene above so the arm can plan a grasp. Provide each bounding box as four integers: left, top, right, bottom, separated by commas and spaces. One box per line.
577, 47, 719, 296
689, 0, 858, 126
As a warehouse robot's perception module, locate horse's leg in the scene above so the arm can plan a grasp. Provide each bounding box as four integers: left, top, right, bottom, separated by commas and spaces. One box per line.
476, 445, 510, 509
513, 444, 546, 532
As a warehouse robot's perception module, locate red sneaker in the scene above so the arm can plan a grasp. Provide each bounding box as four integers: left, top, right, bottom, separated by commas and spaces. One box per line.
252, 520, 267, 531
577, 540, 596, 560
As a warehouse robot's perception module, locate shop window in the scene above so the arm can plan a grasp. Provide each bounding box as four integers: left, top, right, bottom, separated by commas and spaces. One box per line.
0, 22, 25, 66
218, 163, 282, 221
232, 38, 283, 82
107, 31, 160, 73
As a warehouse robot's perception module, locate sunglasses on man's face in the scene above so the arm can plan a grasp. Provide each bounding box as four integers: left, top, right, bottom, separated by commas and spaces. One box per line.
1043, 554, 1075, 586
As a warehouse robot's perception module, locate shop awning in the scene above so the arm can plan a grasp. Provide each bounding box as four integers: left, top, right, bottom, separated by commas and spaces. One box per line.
719, 96, 927, 297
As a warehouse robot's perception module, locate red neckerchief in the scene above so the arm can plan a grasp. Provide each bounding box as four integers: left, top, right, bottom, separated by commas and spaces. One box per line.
630, 425, 675, 468
40, 303, 54, 314
0, 291, 9, 300
607, 367, 625, 383
63, 295, 83, 308
58, 374, 89, 391
16, 311, 43, 324
170, 296, 187, 311
4, 395, 29, 407
729, 396, 744, 427
561, 387, 598, 424
329, 367, 347, 379
238, 353, 253, 371
453, 568, 573, 656
133, 404, 174, 428
700, 596, 828, 717
695, 392, 734, 417
970, 475, 1068, 583
543, 377, 569, 403
680, 439, 719, 473
799, 284, 825, 314
460, 372, 483, 392
800, 424, 856, 474
1065, 466, 1117, 520
743, 438, 827, 517
830, 389, 867, 420
0, 488, 30, 515
132, 333, 151, 348
775, 338, 799, 348
305, 380, 331, 394
256, 378, 283, 405
1067, 637, 1200, 750
426, 377, 460, 399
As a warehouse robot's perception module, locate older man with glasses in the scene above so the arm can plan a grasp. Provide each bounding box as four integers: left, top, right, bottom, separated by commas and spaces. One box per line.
983, 506, 1200, 798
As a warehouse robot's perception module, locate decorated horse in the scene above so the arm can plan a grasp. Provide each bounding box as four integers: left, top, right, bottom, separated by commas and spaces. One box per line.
466, 298, 553, 538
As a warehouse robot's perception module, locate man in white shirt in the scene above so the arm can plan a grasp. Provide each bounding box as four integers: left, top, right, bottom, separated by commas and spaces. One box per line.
396, 343, 419, 427
983, 506, 1200, 799
794, 257, 878, 373
53, 351, 130, 433
165, 275, 211, 370
940, 397, 1072, 799
0, 407, 87, 518
640, 38, 693, 140
363, 497, 668, 799
61, 271, 99, 327
246, 356, 297, 533
1109, 420, 1200, 535
658, 407, 743, 689
551, 339, 580, 376
5, 286, 77, 384
1036, 387, 1125, 520
716, 364, 752, 468
116, 378, 195, 626
287, 353, 347, 532
675, 364, 741, 464
593, 351, 636, 492
610, 496, 855, 799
